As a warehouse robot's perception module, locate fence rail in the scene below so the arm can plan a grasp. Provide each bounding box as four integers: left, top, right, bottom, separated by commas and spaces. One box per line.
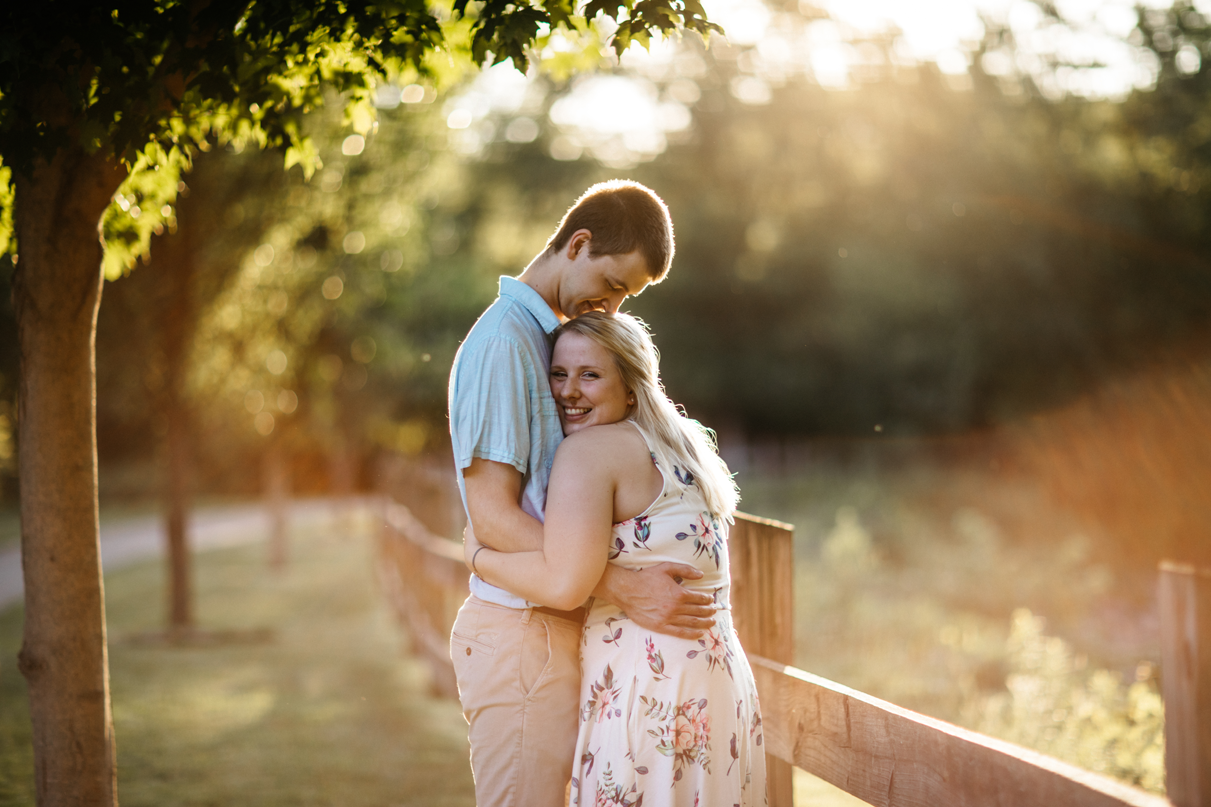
377, 497, 1188, 807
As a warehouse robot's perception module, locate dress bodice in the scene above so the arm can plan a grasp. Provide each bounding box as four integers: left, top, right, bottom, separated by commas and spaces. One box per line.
591, 421, 732, 620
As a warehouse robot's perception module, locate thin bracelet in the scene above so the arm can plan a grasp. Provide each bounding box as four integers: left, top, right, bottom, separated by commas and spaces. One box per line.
471, 545, 488, 578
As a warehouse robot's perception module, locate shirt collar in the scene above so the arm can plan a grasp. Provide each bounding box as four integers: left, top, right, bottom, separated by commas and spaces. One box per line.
499, 276, 562, 335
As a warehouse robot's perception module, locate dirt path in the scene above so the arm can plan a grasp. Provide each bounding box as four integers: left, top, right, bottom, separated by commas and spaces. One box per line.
0, 498, 380, 610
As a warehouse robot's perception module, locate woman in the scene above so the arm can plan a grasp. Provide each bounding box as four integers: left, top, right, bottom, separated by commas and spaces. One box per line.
466, 311, 766, 807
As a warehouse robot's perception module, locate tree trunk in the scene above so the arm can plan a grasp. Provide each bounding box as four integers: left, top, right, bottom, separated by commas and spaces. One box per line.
265, 439, 290, 570
12, 148, 125, 805
329, 430, 356, 532
158, 229, 196, 634
164, 397, 193, 632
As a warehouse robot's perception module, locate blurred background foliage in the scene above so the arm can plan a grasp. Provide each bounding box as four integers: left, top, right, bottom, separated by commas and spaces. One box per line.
2, 0, 1210, 792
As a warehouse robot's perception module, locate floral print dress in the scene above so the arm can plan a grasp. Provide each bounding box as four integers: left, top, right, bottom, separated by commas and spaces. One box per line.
570, 423, 767, 807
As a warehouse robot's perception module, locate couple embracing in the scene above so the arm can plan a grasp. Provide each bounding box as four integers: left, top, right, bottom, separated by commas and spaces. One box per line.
448, 181, 766, 806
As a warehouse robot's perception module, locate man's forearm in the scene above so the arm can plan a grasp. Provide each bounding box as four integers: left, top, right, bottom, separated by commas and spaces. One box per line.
470, 505, 544, 553
591, 563, 631, 605
463, 458, 545, 553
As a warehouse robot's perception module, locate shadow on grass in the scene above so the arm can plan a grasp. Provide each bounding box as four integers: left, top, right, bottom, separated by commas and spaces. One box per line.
0, 521, 475, 807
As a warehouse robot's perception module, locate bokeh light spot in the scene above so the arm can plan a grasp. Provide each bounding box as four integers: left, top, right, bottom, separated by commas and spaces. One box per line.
254, 412, 275, 436
244, 390, 265, 414
373, 84, 402, 109
549, 136, 583, 161
505, 117, 540, 143
342, 134, 365, 156
268, 291, 289, 316
731, 76, 772, 105
447, 109, 473, 129
666, 78, 701, 104
320, 167, 343, 193
266, 350, 288, 375
277, 390, 299, 414
380, 250, 404, 272
379, 201, 409, 232
254, 244, 275, 266
746, 220, 780, 253
343, 231, 366, 254
322, 277, 344, 300
1176, 44, 1202, 75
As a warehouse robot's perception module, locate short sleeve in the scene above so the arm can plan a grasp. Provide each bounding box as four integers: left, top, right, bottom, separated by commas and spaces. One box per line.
449, 335, 534, 475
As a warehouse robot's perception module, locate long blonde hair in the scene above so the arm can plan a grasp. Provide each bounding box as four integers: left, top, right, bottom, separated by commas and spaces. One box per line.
554, 312, 739, 520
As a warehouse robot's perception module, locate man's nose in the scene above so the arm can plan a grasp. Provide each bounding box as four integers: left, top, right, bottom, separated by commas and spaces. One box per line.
603, 294, 626, 314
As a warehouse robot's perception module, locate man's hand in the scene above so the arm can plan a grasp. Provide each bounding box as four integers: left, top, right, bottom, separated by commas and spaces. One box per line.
594, 563, 716, 640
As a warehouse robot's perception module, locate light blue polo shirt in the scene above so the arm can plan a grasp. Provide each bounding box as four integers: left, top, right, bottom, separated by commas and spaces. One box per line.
448, 276, 564, 608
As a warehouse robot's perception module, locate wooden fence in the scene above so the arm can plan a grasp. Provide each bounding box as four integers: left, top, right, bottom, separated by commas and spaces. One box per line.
377, 497, 1201, 807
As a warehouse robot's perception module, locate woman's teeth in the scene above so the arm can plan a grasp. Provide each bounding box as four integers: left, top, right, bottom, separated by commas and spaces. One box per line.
564, 407, 590, 415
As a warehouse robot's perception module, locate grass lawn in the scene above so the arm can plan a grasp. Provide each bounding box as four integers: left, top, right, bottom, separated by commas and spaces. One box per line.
737, 461, 1165, 795
0, 520, 475, 806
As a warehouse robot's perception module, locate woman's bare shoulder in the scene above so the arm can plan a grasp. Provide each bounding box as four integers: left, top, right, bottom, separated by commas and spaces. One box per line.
555, 422, 647, 462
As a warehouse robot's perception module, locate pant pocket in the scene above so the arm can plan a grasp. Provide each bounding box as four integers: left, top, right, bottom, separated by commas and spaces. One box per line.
518, 618, 552, 698
451, 630, 497, 658
451, 605, 499, 672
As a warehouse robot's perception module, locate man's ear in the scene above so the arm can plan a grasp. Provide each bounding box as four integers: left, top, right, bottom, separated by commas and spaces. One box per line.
566, 229, 592, 260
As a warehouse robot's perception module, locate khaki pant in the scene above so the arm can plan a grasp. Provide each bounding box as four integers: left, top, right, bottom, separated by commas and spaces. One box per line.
450, 596, 582, 807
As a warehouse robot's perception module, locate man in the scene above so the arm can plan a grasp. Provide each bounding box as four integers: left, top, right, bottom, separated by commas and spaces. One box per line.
447, 180, 716, 806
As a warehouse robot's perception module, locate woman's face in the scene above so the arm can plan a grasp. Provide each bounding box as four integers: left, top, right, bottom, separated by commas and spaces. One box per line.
550, 331, 633, 435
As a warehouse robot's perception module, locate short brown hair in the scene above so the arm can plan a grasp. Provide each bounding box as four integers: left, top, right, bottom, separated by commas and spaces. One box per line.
544, 180, 675, 282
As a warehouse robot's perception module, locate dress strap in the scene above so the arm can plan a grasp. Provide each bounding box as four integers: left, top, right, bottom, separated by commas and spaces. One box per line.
623, 419, 656, 454
622, 420, 670, 514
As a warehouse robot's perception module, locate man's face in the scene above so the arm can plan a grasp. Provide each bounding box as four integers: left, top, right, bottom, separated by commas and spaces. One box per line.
558, 246, 653, 321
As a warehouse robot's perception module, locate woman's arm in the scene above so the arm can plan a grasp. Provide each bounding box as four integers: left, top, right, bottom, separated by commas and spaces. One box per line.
471, 430, 617, 610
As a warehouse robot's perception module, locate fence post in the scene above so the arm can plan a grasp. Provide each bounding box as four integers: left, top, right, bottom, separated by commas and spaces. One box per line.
1160, 560, 1211, 807
730, 512, 795, 807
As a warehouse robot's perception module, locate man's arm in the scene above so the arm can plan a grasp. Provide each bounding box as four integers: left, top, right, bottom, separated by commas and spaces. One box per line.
462, 457, 543, 553
592, 564, 717, 640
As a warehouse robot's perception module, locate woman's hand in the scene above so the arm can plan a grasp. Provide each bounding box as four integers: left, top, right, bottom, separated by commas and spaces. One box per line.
463, 524, 485, 574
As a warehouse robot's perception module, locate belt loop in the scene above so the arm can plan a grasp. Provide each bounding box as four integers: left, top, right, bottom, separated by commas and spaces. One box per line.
520, 607, 533, 626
